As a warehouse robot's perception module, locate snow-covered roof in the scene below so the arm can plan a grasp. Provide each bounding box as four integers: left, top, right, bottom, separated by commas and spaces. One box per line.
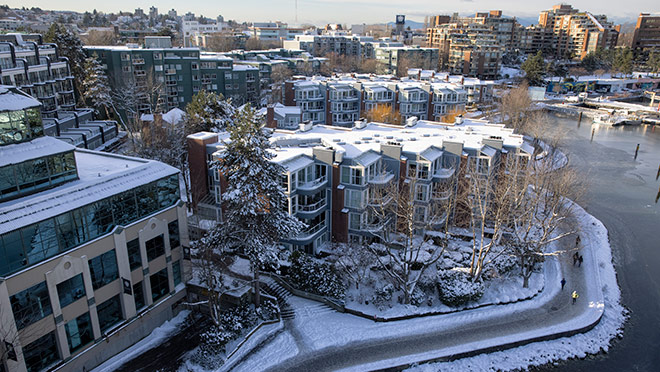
0, 86, 41, 112
0, 150, 179, 235
280, 154, 314, 172
353, 150, 381, 166
162, 108, 185, 125
0, 137, 75, 168
481, 145, 497, 158
420, 147, 443, 162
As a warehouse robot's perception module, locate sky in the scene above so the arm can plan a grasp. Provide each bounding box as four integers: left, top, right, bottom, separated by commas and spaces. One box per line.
5, 0, 659, 25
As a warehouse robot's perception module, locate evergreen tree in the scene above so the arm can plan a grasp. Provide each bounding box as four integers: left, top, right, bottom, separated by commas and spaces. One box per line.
81, 54, 112, 118
520, 51, 546, 86
647, 52, 660, 76
44, 24, 87, 100
184, 90, 235, 136
214, 105, 304, 306
612, 48, 633, 77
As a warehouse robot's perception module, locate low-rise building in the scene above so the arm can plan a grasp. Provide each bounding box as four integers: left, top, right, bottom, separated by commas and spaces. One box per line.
0, 86, 189, 372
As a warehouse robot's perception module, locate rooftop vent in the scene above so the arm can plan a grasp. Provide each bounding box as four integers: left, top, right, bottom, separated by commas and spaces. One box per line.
354, 140, 362, 144
385, 135, 394, 139
422, 133, 430, 137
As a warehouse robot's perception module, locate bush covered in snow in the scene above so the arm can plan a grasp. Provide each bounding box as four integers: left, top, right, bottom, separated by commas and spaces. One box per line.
436, 269, 485, 307
489, 254, 519, 277
288, 251, 346, 300
371, 283, 395, 308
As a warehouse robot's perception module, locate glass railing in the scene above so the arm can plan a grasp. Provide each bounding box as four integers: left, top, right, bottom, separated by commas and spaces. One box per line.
298, 175, 327, 190
298, 198, 326, 213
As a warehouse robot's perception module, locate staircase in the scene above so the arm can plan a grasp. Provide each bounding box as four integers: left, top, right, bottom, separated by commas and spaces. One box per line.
261, 276, 294, 319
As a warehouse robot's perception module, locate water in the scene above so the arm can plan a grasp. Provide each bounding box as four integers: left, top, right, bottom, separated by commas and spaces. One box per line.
544, 114, 660, 371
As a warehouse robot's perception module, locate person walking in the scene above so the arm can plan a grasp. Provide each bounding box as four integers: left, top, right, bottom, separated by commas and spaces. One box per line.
573, 252, 579, 266
578, 255, 584, 267
561, 278, 566, 290
572, 290, 579, 304
575, 235, 581, 247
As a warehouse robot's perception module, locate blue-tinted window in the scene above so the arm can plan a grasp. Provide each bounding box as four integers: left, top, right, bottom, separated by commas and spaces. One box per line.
88, 250, 119, 290
64, 312, 93, 353
150, 268, 169, 302
57, 274, 86, 308
127, 238, 142, 270
146, 235, 165, 262
97, 295, 122, 333
173, 260, 182, 286
10, 282, 52, 330
23, 332, 59, 372
0, 174, 180, 277
168, 220, 180, 249
133, 281, 145, 311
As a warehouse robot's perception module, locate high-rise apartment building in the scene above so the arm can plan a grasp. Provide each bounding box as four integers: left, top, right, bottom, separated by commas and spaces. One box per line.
0, 86, 189, 372
631, 13, 660, 54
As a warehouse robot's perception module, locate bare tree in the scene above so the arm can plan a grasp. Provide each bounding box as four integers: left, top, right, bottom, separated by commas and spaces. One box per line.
330, 242, 375, 290
270, 64, 292, 103
499, 82, 532, 132
205, 33, 235, 52
366, 167, 448, 304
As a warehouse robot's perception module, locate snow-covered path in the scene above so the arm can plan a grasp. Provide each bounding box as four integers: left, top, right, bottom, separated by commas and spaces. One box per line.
230, 202, 621, 372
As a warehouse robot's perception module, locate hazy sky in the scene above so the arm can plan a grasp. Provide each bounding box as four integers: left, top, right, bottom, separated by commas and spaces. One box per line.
6, 0, 658, 25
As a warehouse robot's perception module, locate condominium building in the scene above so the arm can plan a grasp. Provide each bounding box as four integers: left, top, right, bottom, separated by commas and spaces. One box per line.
278, 74, 490, 126
187, 117, 533, 253
0, 33, 75, 118
537, 4, 619, 59
631, 13, 660, 54
85, 37, 261, 118
0, 86, 189, 372
249, 22, 306, 41
427, 23, 502, 80
182, 20, 228, 47
374, 46, 440, 75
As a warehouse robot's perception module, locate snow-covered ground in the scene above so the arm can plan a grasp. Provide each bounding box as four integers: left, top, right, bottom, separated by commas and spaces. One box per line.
228, 200, 624, 372
91, 310, 191, 372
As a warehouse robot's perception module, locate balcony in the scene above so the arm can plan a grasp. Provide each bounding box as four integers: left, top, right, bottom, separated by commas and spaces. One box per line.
433, 167, 456, 179
362, 217, 390, 232
298, 198, 327, 215
296, 221, 327, 239
368, 194, 393, 207
165, 69, 176, 75
166, 80, 177, 86
297, 175, 327, 191
134, 70, 146, 77
368, 172, 394, 185
132, 58, 145, 65
432, 189, 451, 200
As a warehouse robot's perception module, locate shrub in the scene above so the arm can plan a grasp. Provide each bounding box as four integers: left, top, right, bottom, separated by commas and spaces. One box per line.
288, 251, 346, 299
371, 283, 394, 307
410, 287, 426, 307
490, 254, 518, 276
436, 269, 485, 307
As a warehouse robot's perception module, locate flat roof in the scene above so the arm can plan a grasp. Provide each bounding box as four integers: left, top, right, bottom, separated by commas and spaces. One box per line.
0, 150, 179, 235
0, 137, 75, 168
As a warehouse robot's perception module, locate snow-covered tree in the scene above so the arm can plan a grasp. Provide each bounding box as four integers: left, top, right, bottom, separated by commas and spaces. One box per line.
214, 105, 305, 306
81, 53, 112, 118
184, 90, 235, 136
44, 23, 87, 99
366, 172, 448, 305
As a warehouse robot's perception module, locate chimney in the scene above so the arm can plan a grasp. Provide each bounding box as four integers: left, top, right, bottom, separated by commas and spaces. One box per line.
455, 114, 464, 125
299, 121, 313, 132
445, 74, 449, 82
461, 76, 464, 84
266, 105, 276, 128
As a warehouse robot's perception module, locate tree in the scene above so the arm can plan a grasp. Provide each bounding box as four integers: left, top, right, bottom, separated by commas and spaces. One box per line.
112, 70, 165, 134
567, 66, 588, 82
506, 146, 582, 287
80, 54, 112, 118
499, 82, 532, 132
81, 29, 116, 46
365, 104, 401, 125
366, 172, 448, 304
270, 64, 292, 103
44, 23, 87, 99
647, 52, 660, 76
214, 106, 305, 306
612, 48, 633, 77
205, 33, 236, 52
184, 90, 235, 136
330, 243, 374, 290
520, 51, 546, 86
359, 59, 387, 74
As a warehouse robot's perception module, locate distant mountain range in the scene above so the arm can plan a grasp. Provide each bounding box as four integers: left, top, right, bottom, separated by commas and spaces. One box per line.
385, 19, 425, 30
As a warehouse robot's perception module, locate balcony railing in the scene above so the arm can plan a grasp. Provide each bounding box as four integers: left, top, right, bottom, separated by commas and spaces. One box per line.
432, 190, 451, 200
297, 175, 327, 191
132, 58, 145, 65
368, 194, 393, 207
362, 217, 390, 232
298, 198, 327, 213
434, 167, 456, 179
368, 172, 394, 185
165, 69, 176, 75
297, 221, 326, 238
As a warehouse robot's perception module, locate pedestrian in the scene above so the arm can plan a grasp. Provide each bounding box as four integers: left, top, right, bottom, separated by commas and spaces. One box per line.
561, 278, 566, 290
573, 252, 579, 266
575, 235, 581, 247
572, 290, 579, 304
578, 255, 584, 267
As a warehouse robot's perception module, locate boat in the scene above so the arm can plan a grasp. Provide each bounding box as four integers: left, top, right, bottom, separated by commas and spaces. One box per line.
593, 114, 626, 126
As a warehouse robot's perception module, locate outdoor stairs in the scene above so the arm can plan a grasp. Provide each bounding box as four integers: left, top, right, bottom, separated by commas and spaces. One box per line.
261, 276, 295, 318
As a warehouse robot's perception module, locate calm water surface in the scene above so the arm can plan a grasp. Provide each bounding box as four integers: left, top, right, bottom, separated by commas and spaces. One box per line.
545, 114, 660, 371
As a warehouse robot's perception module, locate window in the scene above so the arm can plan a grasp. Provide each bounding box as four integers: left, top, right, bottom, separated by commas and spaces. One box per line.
168, 220, 180, 249
10, 282, 52, 330
340, 166, 364, 185
173, 260, 182, 286
191, 62, 199, 70
23, 332, 59, 372
97, 295, 122, 333
415, 184, 430, 202
145, 235, 165, 261
133, 281, 145, 311
57, 274, 86, 308
127, 238, 142, 270
150, 267, 169, 302
65, 312, 93, 353
349, 212, 365, 230
88, 250, 119, 290
414, 206, 428, 223
345, 189, 366, 209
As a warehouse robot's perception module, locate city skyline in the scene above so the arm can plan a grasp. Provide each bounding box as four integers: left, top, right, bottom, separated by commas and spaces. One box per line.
4, 0, 658, 25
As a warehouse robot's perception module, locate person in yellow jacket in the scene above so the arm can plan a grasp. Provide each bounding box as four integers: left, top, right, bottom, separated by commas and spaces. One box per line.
572, 290, 579, 304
